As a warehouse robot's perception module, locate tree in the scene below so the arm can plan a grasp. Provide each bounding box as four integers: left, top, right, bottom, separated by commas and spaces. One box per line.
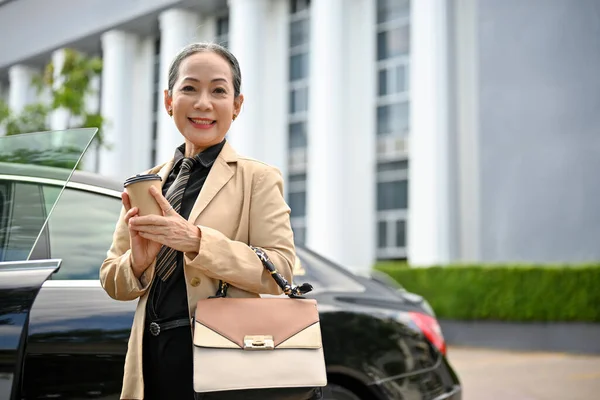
0, 48, 105, 145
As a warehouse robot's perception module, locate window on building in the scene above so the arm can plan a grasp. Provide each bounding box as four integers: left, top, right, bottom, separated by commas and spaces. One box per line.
287, 0, 311, 245
216, 15, 230, 48
376, 161, 408, 258
290, 0, 311, 14
376, 0, 411, 260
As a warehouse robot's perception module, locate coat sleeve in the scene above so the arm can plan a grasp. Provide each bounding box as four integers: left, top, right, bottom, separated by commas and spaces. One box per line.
184, 165, 296, 295
99, 206, 154, 301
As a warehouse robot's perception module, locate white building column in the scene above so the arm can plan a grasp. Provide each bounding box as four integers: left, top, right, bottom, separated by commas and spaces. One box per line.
8, 65, 38, 114
99, 30, 139, 180
0, 81, 6, 136
0, 81, 6, 103
80, 74, 101, 172
198, 15, 217, 44
260, 0, 289, 176
132, 37, 156, 172
305, 0, 376, 274
227, 0, 269, 161
306, 0, 345, 268
408, 0, 452, 266
156, 8, 201, 163
50, 49, 70, 131
342, 0, 377, 273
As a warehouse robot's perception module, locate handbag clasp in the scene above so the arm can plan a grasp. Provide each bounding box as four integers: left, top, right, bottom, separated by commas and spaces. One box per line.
244, 335, 274, 350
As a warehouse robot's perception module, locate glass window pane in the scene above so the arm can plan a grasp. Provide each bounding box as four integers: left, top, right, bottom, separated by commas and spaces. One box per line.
217, 16, 229, 36
396, 219, 406, 247
377, 221, 387, 248
289, 173, 307, 183
378, 65, 406, 96
291, 0, 311, 13
377, 25, 410, 60
290, 19, 309, 47
45, 188, 123, 280
288, 191, 306, 217
0, 182, 47, 262
377, 160, 409, 173
294, 248, 365, 292
377, 102, 409, 136
394, 65, 406, 94
289, 122, 308, 149
289, 87, 308, 114
377, 180, 408, 210
377, 0, 410, 24
378, 69, 388, 97
292, 226, 306, 245
290, 53, 309, 81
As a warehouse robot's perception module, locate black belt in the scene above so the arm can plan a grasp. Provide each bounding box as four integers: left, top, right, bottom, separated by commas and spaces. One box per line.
147, 318, 191, 336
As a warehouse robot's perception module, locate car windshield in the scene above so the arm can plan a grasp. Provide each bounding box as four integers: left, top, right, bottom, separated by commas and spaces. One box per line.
294, 247, 365, 293
0, 128, 97, 263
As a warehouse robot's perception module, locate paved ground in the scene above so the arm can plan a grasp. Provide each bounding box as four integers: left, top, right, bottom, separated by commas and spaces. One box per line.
447, 346, 600, 400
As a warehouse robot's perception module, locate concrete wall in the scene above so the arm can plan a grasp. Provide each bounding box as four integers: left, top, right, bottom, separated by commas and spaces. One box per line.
477, 0, 600, 262
0, 0, 225, 72
0, 0, 179, 68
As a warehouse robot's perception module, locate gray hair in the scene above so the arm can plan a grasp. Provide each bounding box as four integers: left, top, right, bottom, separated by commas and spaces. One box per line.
167, 42, 242, 98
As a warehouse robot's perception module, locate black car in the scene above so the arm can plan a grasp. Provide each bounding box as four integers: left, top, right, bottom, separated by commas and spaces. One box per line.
0, 129, 461, 400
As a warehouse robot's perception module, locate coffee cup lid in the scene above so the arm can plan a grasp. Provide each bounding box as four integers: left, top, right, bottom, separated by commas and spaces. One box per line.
124, 174, 162, 187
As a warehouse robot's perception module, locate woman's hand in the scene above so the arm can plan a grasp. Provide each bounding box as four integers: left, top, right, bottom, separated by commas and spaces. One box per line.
122, 192, 163, 278
128, 186, 202, 254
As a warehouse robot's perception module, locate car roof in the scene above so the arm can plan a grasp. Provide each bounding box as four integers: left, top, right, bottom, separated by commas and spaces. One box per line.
0, 162, 124, 193
70, 170, 123, 192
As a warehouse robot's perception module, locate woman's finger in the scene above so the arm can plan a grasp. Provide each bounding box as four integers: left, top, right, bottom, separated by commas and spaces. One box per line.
149, 186, 175, 216
121, 191, 132, 211
124, 207, 139, 224
131, 224, 165, 235
129, 215, 166, 228
138, 231, 165, 245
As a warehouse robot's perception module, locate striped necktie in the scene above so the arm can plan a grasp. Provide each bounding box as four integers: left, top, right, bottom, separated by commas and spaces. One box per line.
154, 157, 196, 281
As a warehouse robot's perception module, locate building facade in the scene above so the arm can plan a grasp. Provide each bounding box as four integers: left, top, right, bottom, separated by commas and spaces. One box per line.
1, 0, 600, 273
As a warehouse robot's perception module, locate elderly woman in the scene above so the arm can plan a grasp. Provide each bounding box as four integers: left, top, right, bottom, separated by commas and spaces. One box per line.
100, 42, 296, 400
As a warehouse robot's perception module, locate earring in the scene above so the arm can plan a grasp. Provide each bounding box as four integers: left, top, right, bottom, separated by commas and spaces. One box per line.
168, 109, 173, 117
232, 113, 237, 121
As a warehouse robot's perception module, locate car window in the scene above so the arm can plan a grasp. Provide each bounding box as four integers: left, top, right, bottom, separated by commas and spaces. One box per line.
294, 249, 365, 293
0, 181, 48, 262
0, 181, 8, 260
43, 186, 122, 280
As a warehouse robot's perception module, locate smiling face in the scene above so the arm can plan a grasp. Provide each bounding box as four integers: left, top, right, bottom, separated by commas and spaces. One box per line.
164, 51, 244, 156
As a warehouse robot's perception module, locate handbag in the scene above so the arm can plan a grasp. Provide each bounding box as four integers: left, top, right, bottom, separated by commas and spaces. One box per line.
192, 246, 327, 400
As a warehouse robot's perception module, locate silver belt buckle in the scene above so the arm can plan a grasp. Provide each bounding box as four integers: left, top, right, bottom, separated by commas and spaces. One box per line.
149, 322, 160, 336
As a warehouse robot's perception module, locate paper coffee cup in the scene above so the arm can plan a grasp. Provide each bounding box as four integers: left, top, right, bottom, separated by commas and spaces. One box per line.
123, 174, 163, 216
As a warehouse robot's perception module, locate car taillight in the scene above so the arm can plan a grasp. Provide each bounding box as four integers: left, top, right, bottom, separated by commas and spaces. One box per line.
409, 312, 447, 356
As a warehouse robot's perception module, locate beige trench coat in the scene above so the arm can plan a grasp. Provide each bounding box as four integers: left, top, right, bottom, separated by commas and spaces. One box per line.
99, 142, 296, 399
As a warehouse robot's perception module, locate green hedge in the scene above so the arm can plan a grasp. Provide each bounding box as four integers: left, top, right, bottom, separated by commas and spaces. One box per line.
374, 263, 600, 322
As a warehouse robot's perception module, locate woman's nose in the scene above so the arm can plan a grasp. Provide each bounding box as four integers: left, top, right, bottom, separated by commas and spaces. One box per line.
194, 92, 212, 110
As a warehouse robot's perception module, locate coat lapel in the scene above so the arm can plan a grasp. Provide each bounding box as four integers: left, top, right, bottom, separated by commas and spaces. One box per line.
156, 160, 174, 187
187, 141, 237, 223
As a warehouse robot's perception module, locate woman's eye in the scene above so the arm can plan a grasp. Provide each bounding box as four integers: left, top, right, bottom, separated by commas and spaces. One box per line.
214, 87, 226, 94
182, 86, 195, 92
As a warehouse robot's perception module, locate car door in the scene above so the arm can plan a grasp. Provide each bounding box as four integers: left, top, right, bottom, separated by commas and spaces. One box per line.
22, 184, 135, 399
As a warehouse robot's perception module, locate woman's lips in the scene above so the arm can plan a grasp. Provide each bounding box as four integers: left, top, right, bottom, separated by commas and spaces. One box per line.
188, 118, 216, 130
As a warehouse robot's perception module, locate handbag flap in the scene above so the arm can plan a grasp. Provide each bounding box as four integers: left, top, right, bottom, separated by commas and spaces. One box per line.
193, 297, 321, 349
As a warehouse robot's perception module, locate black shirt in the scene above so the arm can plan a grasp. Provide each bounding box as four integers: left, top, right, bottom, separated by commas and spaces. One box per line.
145, 139, 226, 322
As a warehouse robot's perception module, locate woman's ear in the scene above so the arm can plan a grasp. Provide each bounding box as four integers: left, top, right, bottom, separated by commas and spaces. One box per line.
163, 89, 173, 116
234, 94, 244, 117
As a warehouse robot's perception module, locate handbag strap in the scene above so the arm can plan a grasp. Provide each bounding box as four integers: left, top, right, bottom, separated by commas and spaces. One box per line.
210, 246, 313, 299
